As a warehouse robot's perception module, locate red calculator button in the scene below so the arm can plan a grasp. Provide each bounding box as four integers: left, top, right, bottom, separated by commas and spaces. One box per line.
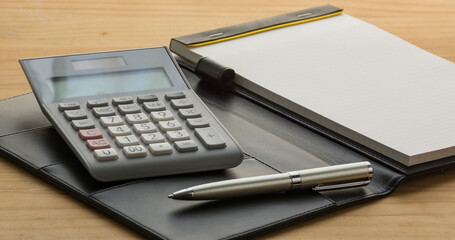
86, 138, 110, 150
78, 128, 103, 140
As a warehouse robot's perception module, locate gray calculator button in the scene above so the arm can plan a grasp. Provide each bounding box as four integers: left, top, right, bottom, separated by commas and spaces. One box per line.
64, 109, 87, 120
143, 101, 166, 112
150, 110, 173, 122
112, 96, 134, 105
166, 130, 190, 142
195, 127, 226, 149
149, 142, 173, 155
122, 145, 147, 158
137, 94, 158, 103
115, 135, 139, 147
186, 117, 210, 129
118, 103, 141, 114
108, 125, 131, 137
58, 102, 80, 111
165, 92, 185, 100
71, 119, 95, 130
87, 99, 109, 108
92, 106, 116, 117
126, 113, 149, 124
170, 98, 193, 109
178, 108, 201, 119
94, 148, 118, 161
141, 132, 165, 144
174, 140, 198, 152
133, 123, 157, 134
158, 120, 182, 132
100, 115, 123, 127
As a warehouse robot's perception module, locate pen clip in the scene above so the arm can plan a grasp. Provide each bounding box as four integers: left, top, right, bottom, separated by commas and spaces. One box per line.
312, 178, 371, 191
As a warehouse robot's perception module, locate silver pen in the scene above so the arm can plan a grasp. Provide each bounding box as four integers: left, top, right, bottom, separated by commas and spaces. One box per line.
169, 161, 373, 200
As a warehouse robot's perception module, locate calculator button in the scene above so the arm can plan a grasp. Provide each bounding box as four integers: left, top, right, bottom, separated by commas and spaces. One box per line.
87, 99, 109, 108
125, 113, 149, 124
92, 106, 116, 117
158, 120, 182, 132
137, 94, 158, 103
112, 96, 134, 105
100, 115, 123, 127
143, 101, 166, 112
150, 110, 174, 122
178, 108, 201, 119
166, 130, 190, 142
86, 138, 110, 150
174, 140, 198, 152
78, 128, 103, 140
122, 145, 147, 158
140, 132, 165, 144
64, 109, 87, 120
165, 92, 186, 100
115, 135, 139, 147
71, 119, 95, 130
58, 102, 80, 111
107, 125, 131, 137
195, 127, 226, 149
170, 98, 193, 109
186, 117, 210, 129
94, 148, 118, 161
133, 123, 157, 134
149, 142, 173, 155
118, 103, 141, 114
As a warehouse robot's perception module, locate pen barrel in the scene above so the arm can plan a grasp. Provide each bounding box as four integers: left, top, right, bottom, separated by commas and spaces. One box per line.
295, 162, 373, 190
191, 173, 292, 199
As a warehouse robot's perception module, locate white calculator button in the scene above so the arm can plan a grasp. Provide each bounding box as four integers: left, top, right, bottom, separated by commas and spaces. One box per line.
195, 127, 227, 149
174, 140, 198, 153
125, 113, 149, 124
94, 148, 118, 161
140, 132, 165, 144
108, 125, 131, 137
133, 123, 157, 134
166, 130, 190, 142
165, 92, 186, 100
115, 135, 139, 147
112, 96, 134, 105
143, 101, 166, 112
71, 119, 95, 130
118, 103, 141, 115
186, 117, 210, 129
64, 109, 87, 120
100, 115, 123, 127
170, 98, 193, 109
178, 108, 201, 119
59, 102, 80, 111
122, 145, 147, 158
137, 94, 158, 103
150, 110, 174, 122
87, 99, 109, 108
92, 106, 116, 117
158, 120, 182, 132
149, 142, 173, 155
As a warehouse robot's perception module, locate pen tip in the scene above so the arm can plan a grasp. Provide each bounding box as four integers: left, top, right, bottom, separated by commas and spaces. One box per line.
168, 194, 174, 199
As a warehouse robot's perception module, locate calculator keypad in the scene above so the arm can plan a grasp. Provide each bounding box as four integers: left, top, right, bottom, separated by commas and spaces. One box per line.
59, 91, 227, 162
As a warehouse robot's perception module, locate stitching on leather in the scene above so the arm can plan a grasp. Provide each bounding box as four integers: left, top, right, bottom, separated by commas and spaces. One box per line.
0, 92, 33, 102
89, 197, 169, 239
0, 125, 52, 138
0, 145, 37, 170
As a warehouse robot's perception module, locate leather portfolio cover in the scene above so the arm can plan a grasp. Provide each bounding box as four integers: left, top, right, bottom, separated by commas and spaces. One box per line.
0, 68, 453, 239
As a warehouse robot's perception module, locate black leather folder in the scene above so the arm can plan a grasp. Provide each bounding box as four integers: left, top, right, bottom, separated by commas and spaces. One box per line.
1, 67, 454, 239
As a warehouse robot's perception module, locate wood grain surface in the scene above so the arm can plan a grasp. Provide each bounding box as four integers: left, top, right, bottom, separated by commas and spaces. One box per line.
1, 0, 455, 239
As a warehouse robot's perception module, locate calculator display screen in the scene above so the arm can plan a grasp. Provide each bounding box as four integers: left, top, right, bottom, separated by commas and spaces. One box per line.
48, 68, 172, 99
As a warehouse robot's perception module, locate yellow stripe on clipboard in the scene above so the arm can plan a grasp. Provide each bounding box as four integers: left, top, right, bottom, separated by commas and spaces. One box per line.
187, 10, 343, 48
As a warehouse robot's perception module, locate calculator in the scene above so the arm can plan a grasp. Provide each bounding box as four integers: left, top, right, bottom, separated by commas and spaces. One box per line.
20, 47, 243, 182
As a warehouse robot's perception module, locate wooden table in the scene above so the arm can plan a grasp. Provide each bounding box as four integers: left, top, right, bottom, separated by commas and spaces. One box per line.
1, 1, 455, 239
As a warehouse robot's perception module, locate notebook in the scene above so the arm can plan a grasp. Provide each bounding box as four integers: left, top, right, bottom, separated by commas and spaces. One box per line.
170, 4, 455, 166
